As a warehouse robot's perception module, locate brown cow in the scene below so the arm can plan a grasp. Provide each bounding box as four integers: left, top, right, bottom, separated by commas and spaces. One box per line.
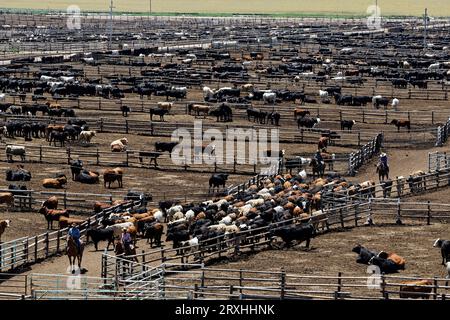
318, 137, 328, 152
294, 108, 311, 120
391, 119, 411, 132
399, 279, 432, 299
378, 251, 406, 269
45, 124, 64, 141
39, 207, 69, 229
93, 200, 124, 213
42, 176, 67, 189
59, 216, 85, 229
42, 196, 58, 209
0, 220, 10, 242
103, 168, 123, 188
0, 192, 14, 207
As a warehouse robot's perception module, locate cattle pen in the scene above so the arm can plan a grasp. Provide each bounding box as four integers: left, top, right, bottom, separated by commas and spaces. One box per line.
1, 9, 450, 304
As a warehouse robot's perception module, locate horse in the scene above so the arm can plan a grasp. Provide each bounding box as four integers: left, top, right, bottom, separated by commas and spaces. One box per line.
310, 158, 324, 179
149, 108, 169, 121
391, 119, 411, 132
376, 162, 389, 182
67, 236, 84, 274
114, 240, 138, 262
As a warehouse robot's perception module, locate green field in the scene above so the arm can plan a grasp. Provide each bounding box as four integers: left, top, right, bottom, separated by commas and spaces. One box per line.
1, 0, 449, 17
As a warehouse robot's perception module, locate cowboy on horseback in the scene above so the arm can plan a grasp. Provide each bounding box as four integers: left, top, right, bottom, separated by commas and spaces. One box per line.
379, 152, 388, 170
314, 150, 324, 167
68, 223, 81, 253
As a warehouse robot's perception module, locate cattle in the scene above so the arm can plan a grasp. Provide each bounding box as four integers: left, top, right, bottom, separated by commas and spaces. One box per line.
352, 244, 377, 264
76, 170, 100, 184
58, 216, 84, 229
209, 173, 228, 192
6, 145, 26, 162
263, 92, 276, 104
269, 224, 315, 248
391, 119, 410, 132
391, 98, 400, 110
318, 137, 328, 151
294, 108, 310, 120
86, 228, 114, 251
39, 207, 69, 229
49, 131, 67, 147
433, 239, 450, 265
381, 180, 393, 198
297, 117, 320, 129
42, 175, 67, 188
79, 131, 96, 144
105, 222, 134, 238
368, 256, 401, 273
70, 159, 84, 180
378, 251, 406, 270
142, 222, 164, 247
399, 280, 432, 299
155, 142, 178, 153
0, 220, 10, 242
0, 192, 14, 208
103, 167, 123, 188
407, 170, 426, 193
188, 104, 210, 117
6, 167, 31, 181
150, 108, 169, 121
157, 102, 173, 113
110, 138, 128, 152
120, 105, 131, 117
372, 96, 390, 109
341, 120, 356, 131
42, 196, 58, 209
166, 230, 190, 250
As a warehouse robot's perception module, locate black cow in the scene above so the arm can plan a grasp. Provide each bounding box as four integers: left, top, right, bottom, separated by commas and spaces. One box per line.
352, 244, 377, 264
70, 159, 84, 180
150, 108, 169, 121
269, 224, 315, 248
433, 239, 450, 265
209, 173, 228, 192
86, 228, 114, 251
381, 180, 393, 198
121, 105, 131, 117
76, 170, 99, 184
166, 230, 190, 251
297, 117, 320, 129
267, 112, 281, 126
155, 142, 178, 153
6, 168, 31, 181
369, 256, 401, 273
341, 120, 356, 131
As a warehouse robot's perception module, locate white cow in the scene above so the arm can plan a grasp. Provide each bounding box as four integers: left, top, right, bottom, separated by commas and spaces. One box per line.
110, 138, 128, 152
79, 131, 96, 144
429, 63, 440, 70
319, 90, 329, 99
203, 86, 215, 100
391, 98, 399, 110
263, 92, 276, 104
105, 222, 134, 237
0, 93, 5, 102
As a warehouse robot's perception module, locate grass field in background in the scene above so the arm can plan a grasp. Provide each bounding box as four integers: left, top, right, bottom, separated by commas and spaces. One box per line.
0, 0, 449, 17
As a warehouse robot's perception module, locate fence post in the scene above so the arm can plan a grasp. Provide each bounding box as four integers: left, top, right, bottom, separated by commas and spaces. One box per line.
45, 232, 49, 258
396, 199, 402, 225
280, 268, 286, 300
380, 274, 387, 299
56, 230, 61, 253
340, 208, 344, 227
433, 277, 438, 300
427, 201, 431, 225
335, 272, 342, 300
39, 146, 42, 163
96, 149, 100, 165
34, 236, 38, 261
24, 238, 29, 264
63, 190, 67, 209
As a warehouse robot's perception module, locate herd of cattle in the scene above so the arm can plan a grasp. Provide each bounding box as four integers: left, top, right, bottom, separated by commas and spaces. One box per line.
2, 15, 450, 299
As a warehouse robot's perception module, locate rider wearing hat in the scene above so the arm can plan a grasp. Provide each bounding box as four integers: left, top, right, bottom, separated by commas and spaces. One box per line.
314, 150, 324, 166
121, 228, 132, 251
380, 152, 388, 169
68, 223, 81, 252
